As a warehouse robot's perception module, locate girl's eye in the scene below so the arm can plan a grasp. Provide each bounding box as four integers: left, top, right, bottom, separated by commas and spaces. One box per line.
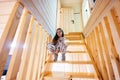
57, 31, 62, 33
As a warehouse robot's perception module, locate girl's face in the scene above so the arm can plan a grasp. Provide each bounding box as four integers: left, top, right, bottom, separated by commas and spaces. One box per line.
57, 29, 62, 37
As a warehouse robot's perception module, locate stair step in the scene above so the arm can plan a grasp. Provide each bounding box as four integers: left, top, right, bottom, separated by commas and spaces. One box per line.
45, 63, 96, 73
44, 71, 98, 79
67, 42, 85, 45
67, 45, 87, 51
66, 51, 87, 53
44, 77, 70, 80
49, 53, 91, 62
47, 61, 92, 64
44, 72, 71, 80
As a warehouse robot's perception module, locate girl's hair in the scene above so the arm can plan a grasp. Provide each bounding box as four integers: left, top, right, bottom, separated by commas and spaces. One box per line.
52, 28, 64, 45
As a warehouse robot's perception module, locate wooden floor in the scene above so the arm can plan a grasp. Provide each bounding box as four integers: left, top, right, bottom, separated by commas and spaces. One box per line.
41, 33, 101, 80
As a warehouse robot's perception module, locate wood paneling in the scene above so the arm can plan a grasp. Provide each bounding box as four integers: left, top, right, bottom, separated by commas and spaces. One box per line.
20, 0, 57, 37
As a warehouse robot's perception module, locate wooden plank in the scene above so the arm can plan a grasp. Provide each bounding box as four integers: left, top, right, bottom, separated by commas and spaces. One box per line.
47, 61, 92, 64
36, 28, 44, 80
66, 51, 87, 53
85, 43, 103, 80
37, 29, 46, 80
40, 54, 53, 80
25, 22, 39, 80
40, 31, 50, 80
17, 16, 34, 80
67, 72, 96, 78
108, 8, 120, 58
67, 42, 85, 45
94, 27, 109, 80
6, 7, 31, 80
104, 16, 120, 62
44, 71, 97, 78
110, 8, 120, 38
100, 22, 115, 80
91, 31, 102, 72
103, 16, 120, 79
113, 0, 120, 20
31, 25, 43, 80
41, 31, 48, 72
0, 2, 22, 77
28, 23, 40, 80
65, 37, 82, 40
85, 31, 103, 80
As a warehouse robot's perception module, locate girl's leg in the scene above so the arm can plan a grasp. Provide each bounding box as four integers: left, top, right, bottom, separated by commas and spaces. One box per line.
54, 49, 59, 62
62, 53, 65, 61
54, 53, 58, 62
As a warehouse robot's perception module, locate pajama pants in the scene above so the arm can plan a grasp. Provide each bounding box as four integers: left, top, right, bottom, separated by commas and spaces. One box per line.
47, 43, 67, 61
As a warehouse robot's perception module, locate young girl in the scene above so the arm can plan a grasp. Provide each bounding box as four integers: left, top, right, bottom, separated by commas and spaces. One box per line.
48, 28, 67, 61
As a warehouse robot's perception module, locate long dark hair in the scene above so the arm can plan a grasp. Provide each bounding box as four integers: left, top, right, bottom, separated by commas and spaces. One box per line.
52, 28, 64, 45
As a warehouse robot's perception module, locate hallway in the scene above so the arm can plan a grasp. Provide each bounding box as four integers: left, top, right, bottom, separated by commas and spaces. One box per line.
0, 0, 120, 80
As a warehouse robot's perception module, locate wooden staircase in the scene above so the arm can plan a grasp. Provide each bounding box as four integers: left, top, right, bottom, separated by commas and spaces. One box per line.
41, 32, 102, 80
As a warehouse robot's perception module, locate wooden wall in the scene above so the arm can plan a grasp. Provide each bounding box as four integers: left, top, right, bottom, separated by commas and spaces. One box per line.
19, 0, 58, 37
0, 1, 51, 80
83, 0, 120, 80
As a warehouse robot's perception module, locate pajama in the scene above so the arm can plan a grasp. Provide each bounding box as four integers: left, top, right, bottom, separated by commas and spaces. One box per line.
47, 37, 67, 61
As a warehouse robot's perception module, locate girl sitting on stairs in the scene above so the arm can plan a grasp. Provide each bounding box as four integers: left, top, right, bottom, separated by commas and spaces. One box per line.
47, 28, 68, 62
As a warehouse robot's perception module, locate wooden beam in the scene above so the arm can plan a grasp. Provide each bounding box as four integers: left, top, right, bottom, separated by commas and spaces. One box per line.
31, 25, 43, 80
6, 7, 31, 80
103, 16, 120, 79
0, 2, 22, 77
94, 26, 109, 80
39, 30, 49, 80
85, 43, 103, 80
99, 22, 115, 80
110, 8, 120, 37
17, 16, 34, 80
25, 22, 39, 80
36, 28, 44, 80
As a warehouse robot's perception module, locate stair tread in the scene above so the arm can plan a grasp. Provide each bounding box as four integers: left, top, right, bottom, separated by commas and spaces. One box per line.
46, 61, 92, 64
44, 71, 98, 78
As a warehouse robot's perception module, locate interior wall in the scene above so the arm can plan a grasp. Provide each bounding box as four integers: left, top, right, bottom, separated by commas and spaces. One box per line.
82, 0, 90, 27
56, 0, 61, 29
73, 6, 83, 32
20, 0, 58, 37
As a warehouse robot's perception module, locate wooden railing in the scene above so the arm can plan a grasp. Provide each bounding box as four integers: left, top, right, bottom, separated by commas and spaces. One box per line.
83, 0, 120, 80
0, 2, 52, 80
